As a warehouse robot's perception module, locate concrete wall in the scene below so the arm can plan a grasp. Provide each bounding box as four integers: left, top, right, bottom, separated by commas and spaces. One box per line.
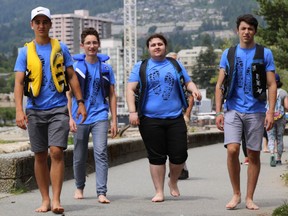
0, 131, 224, 193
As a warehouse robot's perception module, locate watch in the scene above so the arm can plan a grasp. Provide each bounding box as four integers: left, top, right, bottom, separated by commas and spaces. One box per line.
77, 99, 85, 105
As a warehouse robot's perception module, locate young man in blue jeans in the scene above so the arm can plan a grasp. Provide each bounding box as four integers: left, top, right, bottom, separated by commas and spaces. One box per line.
67, 27, 117, 203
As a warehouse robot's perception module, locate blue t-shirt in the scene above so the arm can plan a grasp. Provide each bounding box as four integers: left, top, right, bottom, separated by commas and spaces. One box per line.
14, 41, 74, 110
72, 61, 116, 125
128, 58, 191, 119
219, 44, 275, 113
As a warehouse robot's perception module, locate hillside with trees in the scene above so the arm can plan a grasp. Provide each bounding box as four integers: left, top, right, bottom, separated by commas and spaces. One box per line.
2, 0, 287, 95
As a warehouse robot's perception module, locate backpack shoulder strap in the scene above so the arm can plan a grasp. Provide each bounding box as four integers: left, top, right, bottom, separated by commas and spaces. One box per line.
166, 57, 181, 72
136, 59, 148, 116
254, 44, 264, 60
227, 45, 237, 75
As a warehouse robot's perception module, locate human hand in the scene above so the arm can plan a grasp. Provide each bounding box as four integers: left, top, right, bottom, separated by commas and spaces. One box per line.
15, 110, 28, 130
215, 114, 224, 131
265, 112, 274, 131
69, 118, 77, 132
129, 112, 140, 126
76, 103, 87, 124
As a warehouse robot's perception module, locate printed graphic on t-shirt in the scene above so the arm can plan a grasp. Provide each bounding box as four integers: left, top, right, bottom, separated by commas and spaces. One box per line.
38, 56, 49, 90
235, 57, 252, 95
90, 78, 101, 105
84, 73, 92, 100
236, 57, 243, 88
163, 72, 174, 100
148, 70, 161, 95
245, 65, 252, 94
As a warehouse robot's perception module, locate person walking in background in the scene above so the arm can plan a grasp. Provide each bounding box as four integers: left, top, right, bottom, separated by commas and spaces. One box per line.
262, 128, 269, 153
67, 27, 117, 204
126, 33, 202, 202
241, 132, 249, 165
166, 51, 194, 180
266, 73, 288, 167
14, 6, 87, 214
215, 14, 277, 210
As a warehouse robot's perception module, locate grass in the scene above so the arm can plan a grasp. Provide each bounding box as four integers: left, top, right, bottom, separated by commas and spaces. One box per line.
0, 139, 15, 144
9, 186, 28, 195
273, 202, 288, 216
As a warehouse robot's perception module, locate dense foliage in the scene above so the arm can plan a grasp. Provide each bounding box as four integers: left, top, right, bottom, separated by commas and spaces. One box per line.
0, 107, 15, 125
255, 0, 288, 89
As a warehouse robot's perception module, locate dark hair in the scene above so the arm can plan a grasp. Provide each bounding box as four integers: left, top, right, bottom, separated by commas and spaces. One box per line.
146, 33, 167, 48
236, 14, 258, 32
81, 27, 100, 44
277, 81, 283, 88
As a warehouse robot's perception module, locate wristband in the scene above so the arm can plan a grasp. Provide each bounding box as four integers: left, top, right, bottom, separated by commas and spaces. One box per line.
215, 112, 223, 117
77, 99, 85, 105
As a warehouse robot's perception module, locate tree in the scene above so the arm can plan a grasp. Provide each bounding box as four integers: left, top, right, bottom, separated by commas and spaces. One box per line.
255, 0, 288, 90
191, 46, 218, 99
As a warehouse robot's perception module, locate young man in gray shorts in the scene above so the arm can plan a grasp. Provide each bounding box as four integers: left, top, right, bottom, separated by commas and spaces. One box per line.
215, 14, 277, 210
14, 6, 87, 214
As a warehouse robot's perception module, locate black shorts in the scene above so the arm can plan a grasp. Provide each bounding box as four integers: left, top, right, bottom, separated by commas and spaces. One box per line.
139, 115, 188, 165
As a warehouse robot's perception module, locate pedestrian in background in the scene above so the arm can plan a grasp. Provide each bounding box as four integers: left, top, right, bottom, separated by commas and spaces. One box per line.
14, 6, 86, 214
166, 51, 193, 180
67, 27, 117, 203
266, 73, 288, 167
215, 14, 276, 210
126, 33, 201, 202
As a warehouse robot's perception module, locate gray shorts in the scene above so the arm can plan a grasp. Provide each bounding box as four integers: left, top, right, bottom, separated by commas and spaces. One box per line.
224, 110, 265, 151
26, 106, 70, 153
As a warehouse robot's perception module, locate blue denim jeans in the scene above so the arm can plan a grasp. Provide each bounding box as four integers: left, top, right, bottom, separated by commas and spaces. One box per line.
73, 120, 109, 196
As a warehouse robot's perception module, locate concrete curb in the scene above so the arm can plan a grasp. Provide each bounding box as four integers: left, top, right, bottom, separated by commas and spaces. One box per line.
0, 131, 224, 193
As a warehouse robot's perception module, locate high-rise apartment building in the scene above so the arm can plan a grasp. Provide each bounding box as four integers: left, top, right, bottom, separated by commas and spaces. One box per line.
49, 10, 112, 54
100, 38, 125, 115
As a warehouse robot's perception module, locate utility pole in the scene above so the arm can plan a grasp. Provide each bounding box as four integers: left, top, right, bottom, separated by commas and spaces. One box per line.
123, 0, 137, 111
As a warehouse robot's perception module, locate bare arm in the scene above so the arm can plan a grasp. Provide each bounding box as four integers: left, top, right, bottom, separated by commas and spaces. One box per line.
14, 72, 28, 130
126, 82, 139, 126
184, 95, 194, 122
186, 81, 202, 101
66, 90, 77, 132
215, 68, 225, 131
109, 84, 118, 138
265, 71, 277, 131
66, 66, 87, 123
284, 96, 288, 111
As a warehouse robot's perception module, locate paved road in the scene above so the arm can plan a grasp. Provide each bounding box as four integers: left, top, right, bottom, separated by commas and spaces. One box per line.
1, 138, 288, 216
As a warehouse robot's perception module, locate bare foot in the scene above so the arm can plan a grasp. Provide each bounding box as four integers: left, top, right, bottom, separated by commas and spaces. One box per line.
35, 200, 51, 213
226, 194, 241, 210
98, 194, 110, 204
52, 206, 64, 214
52, 200, 64, 214
168, 181, 180, 197
246, 200, 259, 210
74, 189, 84, 199
151, 193, 164, 202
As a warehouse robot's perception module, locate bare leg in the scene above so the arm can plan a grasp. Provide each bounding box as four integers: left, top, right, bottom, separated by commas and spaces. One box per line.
50, 146, 65, 214
168, 162, 184, 197
150, 164, 165, 202
246, 149, 260, 210
34, 151, 51, 212
226, 144, 241, 210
